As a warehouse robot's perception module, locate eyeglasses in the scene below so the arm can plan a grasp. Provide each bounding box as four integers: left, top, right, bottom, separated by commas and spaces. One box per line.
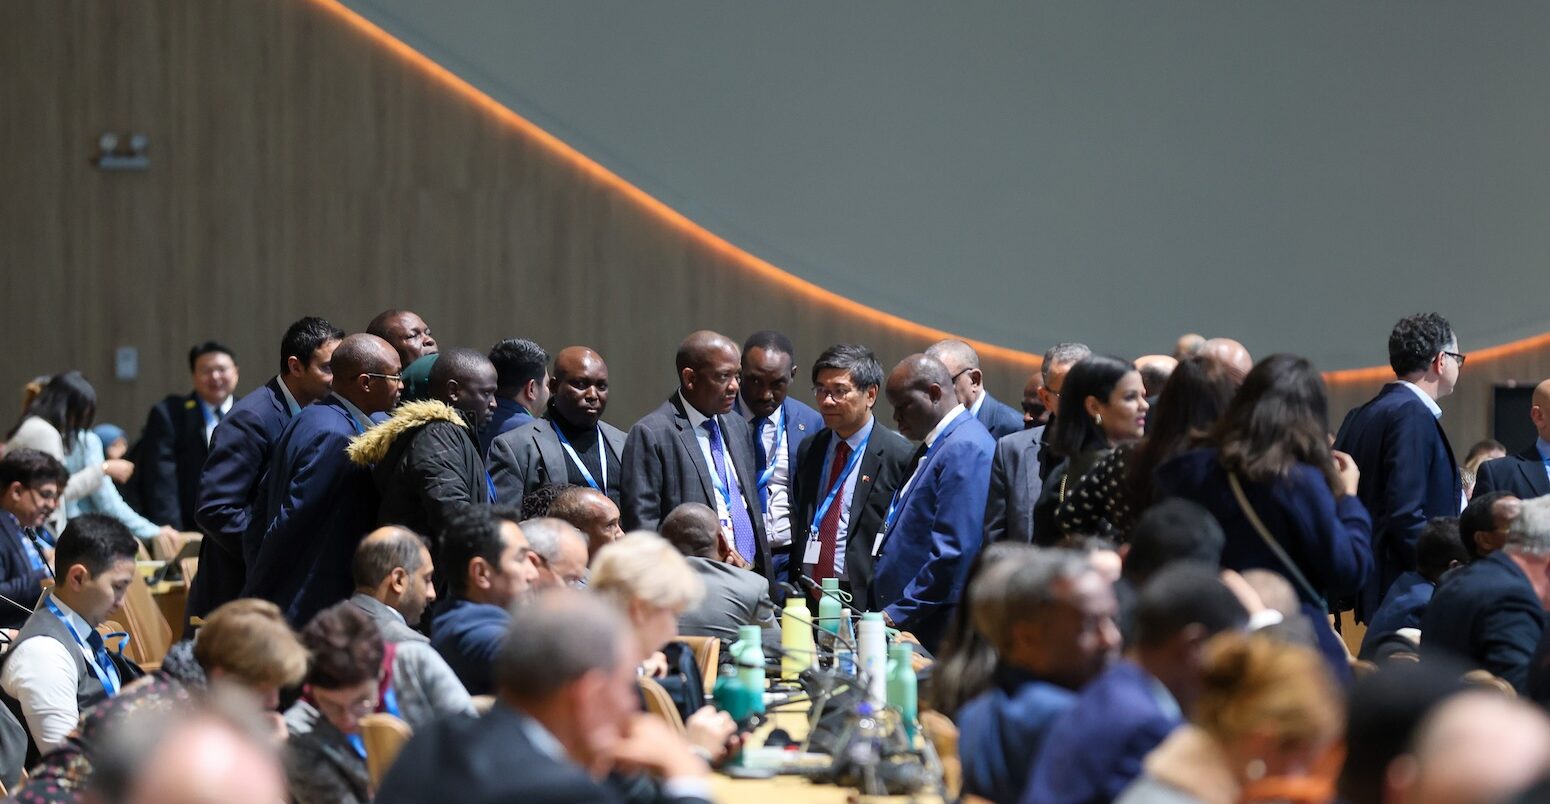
1443, 351, 1467, 367
949, 367, 973, 383
527, 549, 587, 589
26, 487, 59, 503
813, 384, 859, 401
363, 372, 404, 385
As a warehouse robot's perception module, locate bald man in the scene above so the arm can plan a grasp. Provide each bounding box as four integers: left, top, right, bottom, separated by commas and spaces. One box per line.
1173, 333, 1205, 360
489, 346, 627, 507
244, 333, 401, 625
1198, 337, 1253, 384
367, 309, 439, 403
121, 712, 289, 804
348, 347, 497, 547
926, 339, 1024, 439
621, 331, 770, 579
661, 502, 780, 647
1475, 380, 1550, 502
1386, 692, 1550, 804
873, 354, 996, 650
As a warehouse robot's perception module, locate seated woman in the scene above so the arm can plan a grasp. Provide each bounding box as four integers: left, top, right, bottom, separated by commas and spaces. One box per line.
5, 372, 138, 538
284, 602, 393, 804
14, 598, 308, 802
1033, 355, 1149, 545
589, 532, 736, 763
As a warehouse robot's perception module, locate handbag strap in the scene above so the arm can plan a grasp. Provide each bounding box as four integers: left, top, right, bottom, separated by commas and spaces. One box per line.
1227, 471, 1327, 609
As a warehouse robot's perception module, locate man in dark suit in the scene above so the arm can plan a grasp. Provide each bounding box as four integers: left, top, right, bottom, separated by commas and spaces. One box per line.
1421, 495, 1550, 693
189, 316, 343, 632
660, 502, 778, 647
366, 308, 438, 402
1336, 312, 1464, 621
926, 339, 1024, 440
735, 331, 824, 583
1476, 379, 1550, 502
1035, 343, 1091, 480
490, 346, 626, 506
787, 344, 911, 608
480, 338, 549, 457
242, 334, 401, 626
0, 449, 65, 627
1020, 371, 1048, 430
984, 424, 1044, 545
128, 341, 240, 531
380, 591, 714, 804
872, 354, 996, 650
620, 331, 769, 576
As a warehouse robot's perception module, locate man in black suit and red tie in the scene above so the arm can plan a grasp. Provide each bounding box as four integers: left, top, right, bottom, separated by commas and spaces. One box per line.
787, 344, 912, 607
1476, 379, 1550, 502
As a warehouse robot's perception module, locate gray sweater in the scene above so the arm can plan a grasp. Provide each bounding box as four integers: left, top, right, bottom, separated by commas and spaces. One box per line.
347, 593, 475, 729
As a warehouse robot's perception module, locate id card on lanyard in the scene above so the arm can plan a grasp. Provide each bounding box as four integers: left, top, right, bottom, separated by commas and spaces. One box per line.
45, 597, 120, 696
554, 424, 608, 492
709, 463, 737, 547
755, 407, 786, 514
872, 439, 938, 557
803, 432, 870, 564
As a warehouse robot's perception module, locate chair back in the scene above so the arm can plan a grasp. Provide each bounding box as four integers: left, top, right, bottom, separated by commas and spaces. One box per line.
360, 712, 414, 791
108, 576, 173, 669
678, 635, 720, 694
638, 677, 686, 733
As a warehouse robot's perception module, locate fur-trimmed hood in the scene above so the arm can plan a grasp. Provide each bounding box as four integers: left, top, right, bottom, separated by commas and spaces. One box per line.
346, 400, 471, 466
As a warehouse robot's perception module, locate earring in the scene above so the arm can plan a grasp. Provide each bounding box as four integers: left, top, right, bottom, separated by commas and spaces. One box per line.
1093, 413, 1102, 426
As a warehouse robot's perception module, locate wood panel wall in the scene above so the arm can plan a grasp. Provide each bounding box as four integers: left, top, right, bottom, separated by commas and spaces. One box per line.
0, 0, 1544, 459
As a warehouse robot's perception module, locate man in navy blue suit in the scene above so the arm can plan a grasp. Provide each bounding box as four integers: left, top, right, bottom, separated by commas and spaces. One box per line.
1476, 379, 1550, 502
872, 354, 995, 650
0, 450, 66, 627
189, 316, 343, 633
735, 331, 823, 584
1422, 495, 1550, 693
242, 333, 402, 626
1336, 312, 1464, 621
926, 339, 1024, 440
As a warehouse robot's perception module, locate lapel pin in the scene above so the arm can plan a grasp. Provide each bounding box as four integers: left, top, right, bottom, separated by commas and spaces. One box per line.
862, 475, 871, 483
798, 423, 806, 431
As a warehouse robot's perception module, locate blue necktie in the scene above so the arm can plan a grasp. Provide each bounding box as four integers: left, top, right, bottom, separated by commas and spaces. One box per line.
752, 416, 771, 510
704, 419, 757, 562
86, 630, 122, 695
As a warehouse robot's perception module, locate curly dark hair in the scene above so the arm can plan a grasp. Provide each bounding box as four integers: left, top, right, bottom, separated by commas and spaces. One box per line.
1388, 313, 1454, 376
299, 602, 384, 689
521, 482, 575, 520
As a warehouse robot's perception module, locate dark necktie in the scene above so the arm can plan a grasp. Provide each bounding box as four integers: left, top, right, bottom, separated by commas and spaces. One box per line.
86, 630, 122, 694
814, 440, 852, 582
703, 419, 757, 562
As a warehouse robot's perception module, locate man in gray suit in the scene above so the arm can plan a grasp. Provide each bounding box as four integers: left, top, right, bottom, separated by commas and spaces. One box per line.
620, 331, 771, 577
660, 503, 778, 648
984, 343, 1089, 543
489, 347, 626, 506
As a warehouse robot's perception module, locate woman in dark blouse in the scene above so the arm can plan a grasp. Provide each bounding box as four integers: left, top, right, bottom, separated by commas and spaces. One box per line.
1056, 355, 1235, 541
1032, 355, 1148, 545
1154, 354, 1372, 680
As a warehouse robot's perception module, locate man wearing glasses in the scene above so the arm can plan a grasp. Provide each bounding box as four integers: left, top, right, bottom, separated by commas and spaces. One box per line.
0, 449, 67, 627
243, 334, 402, 626
1336, 312, 1466, 623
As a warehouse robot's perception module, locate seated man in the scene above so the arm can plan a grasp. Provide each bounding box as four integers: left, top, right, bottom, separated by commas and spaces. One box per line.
957, 548, 1120, 804
1459, 491, 1520, 561
549, 486, 624, 564
348, 526, 476, 729
1360, 517, 1470, 660
1022, 564, 1248, 804
518, 518, 590, 590
431, 506, 540, 695
658, 503, 778, 647
379, 591, 713, 804
1422, 496, 1550, 692
1, 514, 142, 758
0, 449, 67, 627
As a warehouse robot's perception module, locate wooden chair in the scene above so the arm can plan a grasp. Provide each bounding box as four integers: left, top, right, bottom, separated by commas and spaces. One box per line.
179, 556, 199, 587
679, 635, 719, 695
638, 677, 685, 733
360, 712, 413, 791
919, 709, 961, 800
108, 576, 173, 669
1462, 669, 1517, 697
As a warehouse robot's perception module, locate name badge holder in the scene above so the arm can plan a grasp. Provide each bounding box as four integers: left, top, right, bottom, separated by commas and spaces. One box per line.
803, 433, 871, 565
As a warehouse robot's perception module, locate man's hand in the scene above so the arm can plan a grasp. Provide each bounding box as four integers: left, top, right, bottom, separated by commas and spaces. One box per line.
607, 714, 710, 780
103, 459, 135, 484
683, 706, 738, 763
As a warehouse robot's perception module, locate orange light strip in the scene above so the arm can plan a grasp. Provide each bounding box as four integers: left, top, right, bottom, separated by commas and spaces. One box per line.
312, 0, 1550, 381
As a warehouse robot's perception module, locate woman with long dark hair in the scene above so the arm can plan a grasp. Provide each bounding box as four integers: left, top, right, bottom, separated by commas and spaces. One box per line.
1155, 354, 1372, 679
1056, 355, 1235, 541
1032, 355, 1148, 545
5, 372, 135, 535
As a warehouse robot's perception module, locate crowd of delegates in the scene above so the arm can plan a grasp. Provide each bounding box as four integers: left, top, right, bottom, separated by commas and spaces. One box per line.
3, 307, 1550, 802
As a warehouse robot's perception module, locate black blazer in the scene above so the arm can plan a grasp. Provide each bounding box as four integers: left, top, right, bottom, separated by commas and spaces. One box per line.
1421, 549, 1545, 693
128, 392, 211, 531
786, 421, 913, 607
0, 516, 48, 629
620, 393, 770, 576
1476, 444, 1550, 501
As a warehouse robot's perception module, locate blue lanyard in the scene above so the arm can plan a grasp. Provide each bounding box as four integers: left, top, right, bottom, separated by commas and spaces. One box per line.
756, 407, 786, 495
809, 432, 871, 533
880, 438, 940, 536
45, 597, 120, 696
553, 423, 607, 492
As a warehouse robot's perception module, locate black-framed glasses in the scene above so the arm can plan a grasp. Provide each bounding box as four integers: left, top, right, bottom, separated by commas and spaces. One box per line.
1443, 351, 1467, 367
363, 372, 404, 385
949, 367, 973, 383
26, 487, 59, 503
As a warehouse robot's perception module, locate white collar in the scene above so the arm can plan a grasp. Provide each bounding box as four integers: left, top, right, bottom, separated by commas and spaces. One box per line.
49, 594, 92, 636
333, 394, 376, 432
514, 710, 569, 764
841, 416, 876, 449
199, 395, 234, 416
969, 389, 987, 415
923, 405, 967, 448
1394, 381, 1443, 419
275, 376, 302, 416
679, 391, 715, 431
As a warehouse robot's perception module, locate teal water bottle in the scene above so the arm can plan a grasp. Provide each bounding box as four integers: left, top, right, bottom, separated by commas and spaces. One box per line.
733, 624, 766, 715
886, 643, 918, 741
818, 577, 843, 633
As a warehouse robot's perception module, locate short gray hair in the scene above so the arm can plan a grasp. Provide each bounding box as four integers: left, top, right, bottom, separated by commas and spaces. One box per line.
1042, 343, 1092, 382
520, 517, 586, 565
497, 590, 628, 702
1508, 496, 1550, 557
970, 548, 1092, 654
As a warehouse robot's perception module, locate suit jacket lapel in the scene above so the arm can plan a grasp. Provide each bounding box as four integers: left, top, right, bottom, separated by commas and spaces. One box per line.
849, 433, 884, 526
669, 396, 715, 500
533, 421, 568, 484
1521, 445, 1550, 498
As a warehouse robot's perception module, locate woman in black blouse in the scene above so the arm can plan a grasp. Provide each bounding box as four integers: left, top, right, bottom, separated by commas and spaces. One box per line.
1032, 355, 1148, 545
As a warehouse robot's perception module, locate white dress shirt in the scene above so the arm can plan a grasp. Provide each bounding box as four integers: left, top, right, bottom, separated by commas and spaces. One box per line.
746, 405, 793, 550
1, 597, 104, 754
679, 392, 751, 526
336, 394, 376, 434
805, 416, 876, 576
275, 375, 303, 416
199, 395, 235, 445
896, 404, 966, 502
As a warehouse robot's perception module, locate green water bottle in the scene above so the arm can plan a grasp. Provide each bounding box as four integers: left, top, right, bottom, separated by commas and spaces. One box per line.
732, 624, 765, 715
817, 577, 843, 634
886, 643, 918, 741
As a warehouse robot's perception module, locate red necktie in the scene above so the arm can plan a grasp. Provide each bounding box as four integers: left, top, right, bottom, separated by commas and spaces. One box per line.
814, 440, 852, 582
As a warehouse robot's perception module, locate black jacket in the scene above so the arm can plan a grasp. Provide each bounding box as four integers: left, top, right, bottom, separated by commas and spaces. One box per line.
127, 391, 210, 531
348, 401, 490, 549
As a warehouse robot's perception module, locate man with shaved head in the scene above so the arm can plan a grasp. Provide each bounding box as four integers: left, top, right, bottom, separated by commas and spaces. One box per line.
1475, 379, 1550, 502
1198, 337, 1253, 385
1173, 333, 1205, 360
926, 339, 1023, 439
349, 347, 497, 550
662, 502, 779, 647
621, 331, 770, 579
873, 354, 995, 649
244, 333, 401, 625
489, 346, 627, 507
367, 309, 438, 402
